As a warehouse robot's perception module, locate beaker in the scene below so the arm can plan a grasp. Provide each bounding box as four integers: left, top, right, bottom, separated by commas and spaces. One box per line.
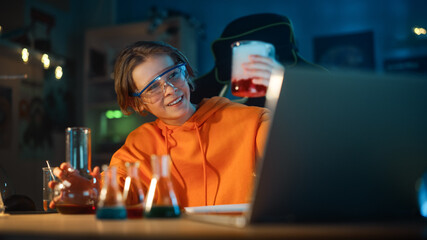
42, 167, 56, 212
0, 189, 4, 214
123, 162, 145, 219
96, 165, 127, 219
54, 127, 98, 214
231, 40, 275, 97
0, 168, 9, 214
66, 127, 92, 179
144, 155, 180, 218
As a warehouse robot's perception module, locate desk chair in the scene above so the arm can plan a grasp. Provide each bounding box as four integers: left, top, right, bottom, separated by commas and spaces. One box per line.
191, 13, 326, 107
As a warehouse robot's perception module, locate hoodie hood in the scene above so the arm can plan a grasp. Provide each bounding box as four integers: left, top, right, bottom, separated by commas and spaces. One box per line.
156, 96, 231, 132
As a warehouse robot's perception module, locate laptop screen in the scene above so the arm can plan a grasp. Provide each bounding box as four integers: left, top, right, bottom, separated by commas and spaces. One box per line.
250, 69, 427, 223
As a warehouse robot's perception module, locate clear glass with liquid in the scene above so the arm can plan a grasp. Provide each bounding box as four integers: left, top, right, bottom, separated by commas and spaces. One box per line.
0, 190, 4, 214
123, 162, 145, 219
54, 127, 97, 214
144, 155, 180, 218
231, 40, 275, 97
96, 165, 127, 219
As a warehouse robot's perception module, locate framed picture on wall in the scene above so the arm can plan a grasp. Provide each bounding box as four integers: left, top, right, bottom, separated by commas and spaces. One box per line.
314, 31, 375, 71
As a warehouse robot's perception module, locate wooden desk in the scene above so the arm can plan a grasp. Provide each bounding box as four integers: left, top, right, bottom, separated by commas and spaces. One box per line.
0, 213, 426, 240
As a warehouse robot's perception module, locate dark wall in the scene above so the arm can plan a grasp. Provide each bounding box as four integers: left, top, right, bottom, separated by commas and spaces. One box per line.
115, 0, 427, 73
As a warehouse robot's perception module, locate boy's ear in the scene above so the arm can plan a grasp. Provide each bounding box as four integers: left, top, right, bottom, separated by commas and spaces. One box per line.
129, 97, 146, 114
136, 106, 150, 117
136, 104, 146, 114
134, 102, 145, 114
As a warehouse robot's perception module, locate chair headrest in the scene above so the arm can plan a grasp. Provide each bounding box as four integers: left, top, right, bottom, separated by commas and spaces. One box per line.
211, 13, 297, 66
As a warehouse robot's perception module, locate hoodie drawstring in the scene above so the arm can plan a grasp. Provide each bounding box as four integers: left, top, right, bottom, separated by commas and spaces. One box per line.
163, 123, 212, 206
164, 128, 187, 198
194, 123, 208, 206
165, 129, 170, 154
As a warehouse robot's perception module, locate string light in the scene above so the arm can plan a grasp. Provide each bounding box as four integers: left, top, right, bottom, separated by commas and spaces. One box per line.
22, 48, 29, 63
41, 54, 50, 69
105, 110, 124, 119
413, 27, 426, 36
7, 40, 66, 78
55, 66, 63, 80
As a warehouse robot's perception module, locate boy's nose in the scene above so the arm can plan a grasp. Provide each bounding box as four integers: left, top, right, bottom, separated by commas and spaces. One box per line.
163, 81, 178, 94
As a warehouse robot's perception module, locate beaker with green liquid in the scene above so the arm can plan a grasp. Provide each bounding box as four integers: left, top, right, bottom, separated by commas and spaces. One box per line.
144, 155, 180, 218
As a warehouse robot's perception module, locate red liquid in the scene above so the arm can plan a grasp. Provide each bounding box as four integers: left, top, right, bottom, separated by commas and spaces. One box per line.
55, 203, 96, 214
43, 200, 48, 211
126, 206, 144, 219
231, 78, 267, 97
43, 200, 58, 212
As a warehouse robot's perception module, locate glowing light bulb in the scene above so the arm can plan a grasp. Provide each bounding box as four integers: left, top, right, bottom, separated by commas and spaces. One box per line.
55, 66, 63, 80
413, 27, 426, 36
114, 110, 123, 118
22, 48, 29, 63
106, 110, 115, 119
41, 54, 50, 69
105, 110, 124, 119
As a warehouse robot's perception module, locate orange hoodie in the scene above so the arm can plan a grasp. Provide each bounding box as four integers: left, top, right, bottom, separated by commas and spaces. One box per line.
109, 96, 270, 207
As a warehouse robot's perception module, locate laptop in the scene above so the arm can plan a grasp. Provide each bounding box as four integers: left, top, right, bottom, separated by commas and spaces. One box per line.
184, 69, 427, 227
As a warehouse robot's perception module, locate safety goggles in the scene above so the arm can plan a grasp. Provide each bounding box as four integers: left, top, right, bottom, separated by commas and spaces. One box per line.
130, 63, 187, 104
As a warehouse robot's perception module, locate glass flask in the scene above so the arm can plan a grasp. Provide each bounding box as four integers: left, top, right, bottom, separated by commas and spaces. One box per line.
231, 40, 275, 97
0, 188, 4, 214
54, 127, 98, 214
96, 165, 127, 219
66, 127, 92, 179
0, 166, 13, 203
0, 167, 12, 214
418, 172, 427, 218
144, 155, 180, 218
42, 167, 57, 212
123, 162, 145, 219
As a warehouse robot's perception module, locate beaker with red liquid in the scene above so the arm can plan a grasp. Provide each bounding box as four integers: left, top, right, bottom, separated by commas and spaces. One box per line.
54, 127, 98, 214
231, 40, 275, 98
123, 162, 145, 219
